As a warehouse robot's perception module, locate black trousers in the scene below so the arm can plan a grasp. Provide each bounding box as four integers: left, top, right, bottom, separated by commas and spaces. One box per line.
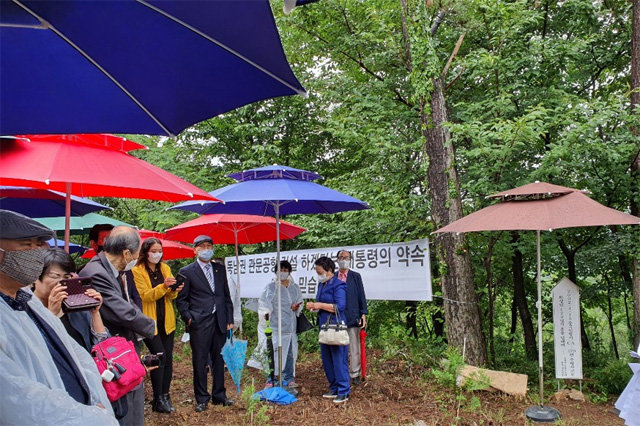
189, 314, 227, 404
144, 329, 175, 397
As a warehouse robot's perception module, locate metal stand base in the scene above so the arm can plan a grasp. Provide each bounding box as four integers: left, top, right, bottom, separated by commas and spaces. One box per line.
525, 406, 561, 422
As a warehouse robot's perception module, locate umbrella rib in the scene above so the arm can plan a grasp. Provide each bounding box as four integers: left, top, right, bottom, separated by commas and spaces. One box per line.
11, 0, 176, 138
136, 0, 307, 97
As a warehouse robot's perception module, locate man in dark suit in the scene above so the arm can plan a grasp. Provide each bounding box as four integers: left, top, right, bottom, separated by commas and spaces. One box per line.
176, 235, 234, 412
79, 226, 155, 425
87, 224, 142, 310
336, 249, 368, 386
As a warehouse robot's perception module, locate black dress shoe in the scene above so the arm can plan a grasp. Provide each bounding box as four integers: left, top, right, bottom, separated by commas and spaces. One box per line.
163, 394, 176, 412
195, 402, 208, 412
212, 398, 234, 407
152, 395, 172, 413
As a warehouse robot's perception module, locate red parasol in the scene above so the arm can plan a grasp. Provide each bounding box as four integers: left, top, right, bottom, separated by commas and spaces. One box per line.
81, 230, 195, 261
165, 214, 306, 244
165, 214, 306, 316
0, 134, 218, 251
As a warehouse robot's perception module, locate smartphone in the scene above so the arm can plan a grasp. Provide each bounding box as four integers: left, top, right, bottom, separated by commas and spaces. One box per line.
60, 277, 100, 312
171, 273, 186, 291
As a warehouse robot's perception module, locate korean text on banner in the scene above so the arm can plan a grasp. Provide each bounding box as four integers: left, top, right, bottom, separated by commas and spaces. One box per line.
225, 239, 431, 301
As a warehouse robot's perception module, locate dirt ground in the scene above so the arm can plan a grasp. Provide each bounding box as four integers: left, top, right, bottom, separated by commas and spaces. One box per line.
144, 344, 623, 425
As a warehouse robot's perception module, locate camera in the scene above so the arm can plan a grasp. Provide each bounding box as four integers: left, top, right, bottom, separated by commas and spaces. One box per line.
141, 352, 163, 367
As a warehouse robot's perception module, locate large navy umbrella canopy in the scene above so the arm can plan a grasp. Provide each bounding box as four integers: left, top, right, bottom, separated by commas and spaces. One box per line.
170, 165, 370, 215
0, 186, 109, 217
0, 0, 306, 136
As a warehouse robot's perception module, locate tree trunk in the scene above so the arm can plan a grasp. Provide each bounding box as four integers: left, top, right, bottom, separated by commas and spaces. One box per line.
405, 301, 418, 338
511, 232, 537, 360
508, 295, 518, 349
422, 77, 487, 366
630, 0, 640, 351
606, 275, 620, 359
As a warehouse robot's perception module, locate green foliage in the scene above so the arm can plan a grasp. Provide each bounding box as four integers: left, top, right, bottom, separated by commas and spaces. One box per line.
431, 347, 465, 388
590, 359, 634, 396
240, 383, 270, 425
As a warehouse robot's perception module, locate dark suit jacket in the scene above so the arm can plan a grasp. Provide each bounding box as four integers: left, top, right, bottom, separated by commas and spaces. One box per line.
79, 252, 155, 341
176, 260, 233, 334
344, 269, 368, 327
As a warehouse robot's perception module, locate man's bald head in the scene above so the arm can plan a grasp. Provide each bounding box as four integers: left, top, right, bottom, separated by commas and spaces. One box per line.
103, 226, 140, 255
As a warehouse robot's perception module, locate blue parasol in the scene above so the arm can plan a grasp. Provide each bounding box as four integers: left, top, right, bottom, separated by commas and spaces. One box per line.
171, 165, 369, 387
0, 0, 305, 136
0, 186, 109, 218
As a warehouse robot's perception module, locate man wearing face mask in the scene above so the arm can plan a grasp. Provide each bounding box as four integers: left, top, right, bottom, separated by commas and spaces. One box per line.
80, 226, 155, 425
0, 210, 117, 426
336, 250, 368, 386
87, 224, 143, 311
176, 235, 234, 412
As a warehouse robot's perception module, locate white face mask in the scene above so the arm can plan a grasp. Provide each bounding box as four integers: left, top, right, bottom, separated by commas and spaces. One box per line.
148, 252, 163, 264
317, 273, 330, 283
123, 251, 137, 271
337, 260, 350, 270
278, 272, 290, 281
197, 248, 214, 262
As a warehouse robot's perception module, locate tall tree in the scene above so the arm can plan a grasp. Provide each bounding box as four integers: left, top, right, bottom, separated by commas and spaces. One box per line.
404, 0, 487, 365
631, 0, 640, 349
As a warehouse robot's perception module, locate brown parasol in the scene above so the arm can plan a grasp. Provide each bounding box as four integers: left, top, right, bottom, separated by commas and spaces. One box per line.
435, 182, 639, 421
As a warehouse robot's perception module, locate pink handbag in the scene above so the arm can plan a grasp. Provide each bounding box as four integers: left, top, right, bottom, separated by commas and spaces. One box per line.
91, 337, 146, 402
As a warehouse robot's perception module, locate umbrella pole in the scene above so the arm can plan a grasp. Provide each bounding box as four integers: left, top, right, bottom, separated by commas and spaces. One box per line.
536, 229, 543, 406
275, 203, 283, 388
64, 182, 71, 253
234, 231, 242, 336
525, 230, 560, 422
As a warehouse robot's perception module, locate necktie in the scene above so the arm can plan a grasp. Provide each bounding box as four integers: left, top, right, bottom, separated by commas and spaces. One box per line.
204, 263, 215, 294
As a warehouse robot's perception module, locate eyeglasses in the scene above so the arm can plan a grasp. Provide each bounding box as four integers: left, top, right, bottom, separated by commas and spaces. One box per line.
337, 256, 351, 261
45, 272, 73, 280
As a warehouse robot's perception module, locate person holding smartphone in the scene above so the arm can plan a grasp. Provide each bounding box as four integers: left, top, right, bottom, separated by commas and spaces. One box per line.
33, 248, 109, 352
259, 260, 303, 388
131, 237, 183, 414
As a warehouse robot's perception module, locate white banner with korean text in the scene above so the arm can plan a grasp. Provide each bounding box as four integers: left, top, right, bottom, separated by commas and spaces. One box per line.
225, 239, 432, 301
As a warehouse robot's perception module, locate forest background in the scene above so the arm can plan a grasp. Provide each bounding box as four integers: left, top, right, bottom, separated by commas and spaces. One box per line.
79, 0, 639, 401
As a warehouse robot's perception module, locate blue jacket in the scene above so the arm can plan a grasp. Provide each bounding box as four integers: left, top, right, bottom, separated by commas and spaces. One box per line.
315, 275, 347, 327
342, 269, 368, 327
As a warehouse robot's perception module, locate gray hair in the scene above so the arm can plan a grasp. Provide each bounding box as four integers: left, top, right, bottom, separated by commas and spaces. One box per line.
103, 226, 140, 255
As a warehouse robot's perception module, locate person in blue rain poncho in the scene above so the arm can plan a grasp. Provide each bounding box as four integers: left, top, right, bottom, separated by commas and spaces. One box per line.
259, 260, 303, 388
0, 210, 116, 426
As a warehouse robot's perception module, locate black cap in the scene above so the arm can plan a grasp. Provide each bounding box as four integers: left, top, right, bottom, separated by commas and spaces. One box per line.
193, 235, 213, 248
0, 209, 54, 241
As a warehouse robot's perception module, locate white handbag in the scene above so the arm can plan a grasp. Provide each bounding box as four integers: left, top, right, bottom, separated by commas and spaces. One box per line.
318, 306, 350, 346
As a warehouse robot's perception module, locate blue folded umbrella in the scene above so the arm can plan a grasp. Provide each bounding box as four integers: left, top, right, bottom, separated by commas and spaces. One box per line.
221, 332, 248, 394
251, 387, 297, 405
